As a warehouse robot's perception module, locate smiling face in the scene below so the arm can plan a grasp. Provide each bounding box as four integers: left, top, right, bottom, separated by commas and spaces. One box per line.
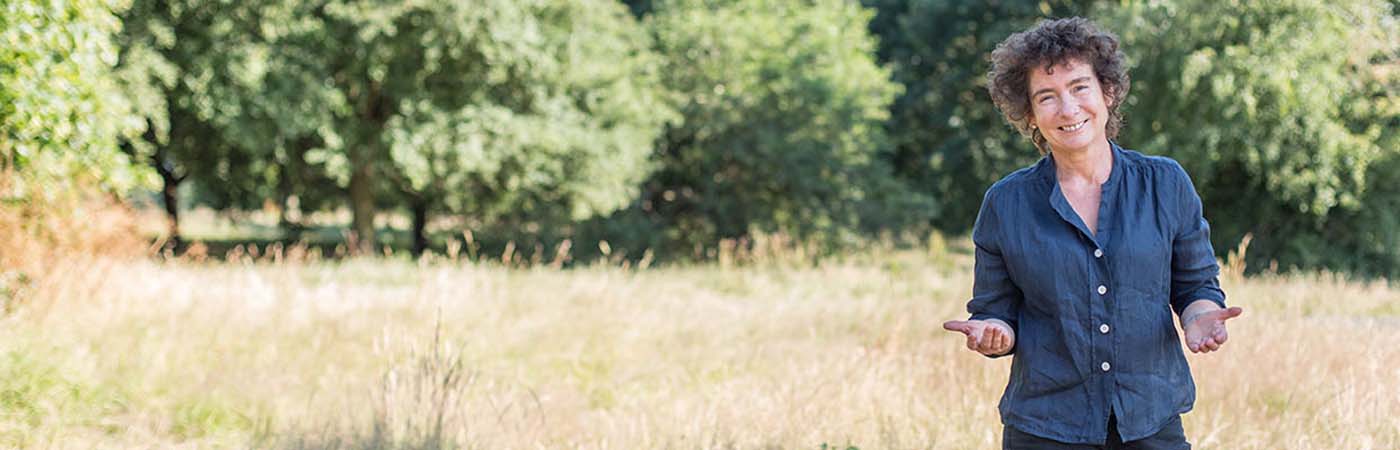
1027, 59, 1112, 155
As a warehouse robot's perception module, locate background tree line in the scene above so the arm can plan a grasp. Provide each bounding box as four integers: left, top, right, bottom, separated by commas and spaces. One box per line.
2, 0, 1397, 277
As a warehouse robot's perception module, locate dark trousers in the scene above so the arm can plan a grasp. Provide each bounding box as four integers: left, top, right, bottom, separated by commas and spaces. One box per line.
1002, 414, 1190, 450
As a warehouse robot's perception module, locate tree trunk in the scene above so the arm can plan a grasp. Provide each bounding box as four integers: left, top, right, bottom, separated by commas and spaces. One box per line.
151, 146, 184, 254
346, 80, 393, 256
125, 118, 184, 253
159, 168, 182, 253
348, 150, 376, 255
411, 199, 429, 257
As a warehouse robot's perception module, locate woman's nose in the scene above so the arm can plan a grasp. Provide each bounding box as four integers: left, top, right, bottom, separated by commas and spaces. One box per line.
1059, 97, 1080, 117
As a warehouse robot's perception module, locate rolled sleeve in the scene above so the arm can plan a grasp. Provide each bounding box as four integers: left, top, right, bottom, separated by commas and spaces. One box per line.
1167, 162, 1226, 317
967, 188, 1023, 358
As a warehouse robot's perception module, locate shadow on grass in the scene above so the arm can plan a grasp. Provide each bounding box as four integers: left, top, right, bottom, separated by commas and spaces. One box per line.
166, 224, 444, 262
162, 223, 633, 267
161, 221, 949, 269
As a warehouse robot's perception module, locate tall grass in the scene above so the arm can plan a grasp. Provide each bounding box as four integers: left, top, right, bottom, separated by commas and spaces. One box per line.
2, 244, 1397, 448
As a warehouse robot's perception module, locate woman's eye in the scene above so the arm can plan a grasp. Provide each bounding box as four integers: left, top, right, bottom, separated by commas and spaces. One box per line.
1074, 85, 1089, 92
1038, 96, 1052, 104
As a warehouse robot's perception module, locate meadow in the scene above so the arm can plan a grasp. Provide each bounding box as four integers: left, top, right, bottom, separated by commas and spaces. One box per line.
3, 239, 1398, 449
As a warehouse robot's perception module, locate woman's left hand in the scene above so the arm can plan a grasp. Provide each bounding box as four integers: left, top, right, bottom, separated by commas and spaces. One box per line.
1182, 305, 1243, 353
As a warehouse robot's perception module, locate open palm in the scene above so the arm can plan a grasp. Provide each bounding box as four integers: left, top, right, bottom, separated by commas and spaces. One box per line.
1183, 306, 1243, 353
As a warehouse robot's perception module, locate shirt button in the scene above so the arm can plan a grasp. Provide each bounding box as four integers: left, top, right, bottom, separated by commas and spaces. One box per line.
1094, 248, 1104, 258
1097, 285, 1108, 295
1101, 362, 1112, 372
1100, 324, 1110, 334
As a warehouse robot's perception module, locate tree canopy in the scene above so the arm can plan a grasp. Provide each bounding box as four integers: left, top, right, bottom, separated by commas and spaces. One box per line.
276, 0, 673, 253
861, 0, 1096, 232
612, 0, 924, 255
3, 0, 1398, 276
2, 0, 151, 194
1107, 0, 1400, 275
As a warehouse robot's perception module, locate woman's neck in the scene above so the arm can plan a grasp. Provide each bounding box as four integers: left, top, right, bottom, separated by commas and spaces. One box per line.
1052, 140, 1114, 186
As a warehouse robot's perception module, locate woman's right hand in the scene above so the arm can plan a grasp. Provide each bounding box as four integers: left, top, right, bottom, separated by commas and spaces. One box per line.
942, 319, 1015, 356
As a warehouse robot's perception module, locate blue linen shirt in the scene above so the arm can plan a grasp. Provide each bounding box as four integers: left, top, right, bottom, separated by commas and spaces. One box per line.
966, 143, 1226, 444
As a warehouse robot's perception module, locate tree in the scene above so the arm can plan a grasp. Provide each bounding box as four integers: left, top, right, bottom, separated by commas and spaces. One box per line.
617, 0, 922, 256
1106, 0, 1400, 274
377, 0, 672, 256
115, 0, 344, 250
115, 0, 239, 251
273, 0, 671, 255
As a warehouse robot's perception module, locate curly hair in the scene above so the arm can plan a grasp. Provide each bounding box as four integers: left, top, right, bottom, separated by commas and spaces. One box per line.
986, 17, 1130, 155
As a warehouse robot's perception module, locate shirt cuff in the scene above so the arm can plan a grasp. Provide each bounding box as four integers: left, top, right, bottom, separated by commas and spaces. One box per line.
1172, 290, 1226, 317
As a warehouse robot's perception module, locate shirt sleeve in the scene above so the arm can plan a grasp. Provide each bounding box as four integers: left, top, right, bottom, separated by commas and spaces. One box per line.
1167, 161, 1227, 317
967, 187, 1024, 358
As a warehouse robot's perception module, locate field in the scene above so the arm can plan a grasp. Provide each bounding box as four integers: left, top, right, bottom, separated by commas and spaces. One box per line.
3, 243, 1398, 449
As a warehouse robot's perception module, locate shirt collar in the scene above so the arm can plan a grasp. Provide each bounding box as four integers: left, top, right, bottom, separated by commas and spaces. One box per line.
1038, 141, 1125, 244
1034, 141, 1125, 188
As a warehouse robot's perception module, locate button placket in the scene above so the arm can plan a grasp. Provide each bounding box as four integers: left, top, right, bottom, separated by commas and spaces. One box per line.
1091, 242, 1113, 381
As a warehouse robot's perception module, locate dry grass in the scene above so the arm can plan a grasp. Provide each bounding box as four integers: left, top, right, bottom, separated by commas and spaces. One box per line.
2, 246, 1397, 449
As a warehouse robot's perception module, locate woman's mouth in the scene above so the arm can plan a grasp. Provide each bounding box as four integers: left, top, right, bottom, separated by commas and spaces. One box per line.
1058, 119, 1089, 132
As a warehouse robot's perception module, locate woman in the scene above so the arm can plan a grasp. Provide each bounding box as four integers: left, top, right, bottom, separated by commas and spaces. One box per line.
939, 17, 1243, 449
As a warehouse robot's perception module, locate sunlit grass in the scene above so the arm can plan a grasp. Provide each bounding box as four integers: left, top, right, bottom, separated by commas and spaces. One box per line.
3, 246, 1397, 448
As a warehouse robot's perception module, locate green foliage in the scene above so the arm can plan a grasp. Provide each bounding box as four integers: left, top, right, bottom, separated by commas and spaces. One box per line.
374, 0, 672, 221
7, 0, 1396, 276
116, 0, 343, 213
1106, 0, 1400, 275
620, 0, 655, 18
1280, 148, 1400, 278
264, 0, 673, 251
866, 0, 1400, 277
0, 0, 153, 194
861, 0, 1096, 232
615, 0, 926, 255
